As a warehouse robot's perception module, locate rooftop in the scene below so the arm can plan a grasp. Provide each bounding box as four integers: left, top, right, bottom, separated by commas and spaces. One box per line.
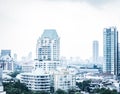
41, 29, 59, 40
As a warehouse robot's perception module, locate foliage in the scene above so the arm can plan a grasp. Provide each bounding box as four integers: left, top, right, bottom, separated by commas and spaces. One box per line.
3, 81, 50, 94
68, 88, 76, 94
93, 88, 118, 94
3, 80, 31, 94
55, 89, 67, 94
76, 80, 119, 94
76, 80, 91, 92
33, 91, 50, 94
9, 71, 20, 78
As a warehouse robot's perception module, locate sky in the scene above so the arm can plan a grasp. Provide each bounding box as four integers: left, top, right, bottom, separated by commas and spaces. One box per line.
0, 0, 120, 60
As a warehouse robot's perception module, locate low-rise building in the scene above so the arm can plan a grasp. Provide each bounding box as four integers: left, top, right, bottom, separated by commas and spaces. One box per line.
21, 61, 34, 73
20, 68, 51, 92
54, 67, 76, 92
0, 55, 14, 73
35, 60, 60, 71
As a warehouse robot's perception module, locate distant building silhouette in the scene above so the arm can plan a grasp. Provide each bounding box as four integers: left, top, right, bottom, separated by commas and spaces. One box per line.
13, 53, 17, 61
93, 40, 99, 64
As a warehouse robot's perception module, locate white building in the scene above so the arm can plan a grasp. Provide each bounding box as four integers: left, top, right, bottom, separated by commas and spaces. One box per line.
35, 60, 60, 71
21, 60, 34, 73
0, 55, 14, 73
20, 68, 51, 92
35, 29, 61, 71
36, 29, 60, 61
54, 67, 76, 92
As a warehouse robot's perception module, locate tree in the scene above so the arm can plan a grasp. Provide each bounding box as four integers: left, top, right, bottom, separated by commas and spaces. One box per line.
93, 88, 118, 94
33, 91, 50, 94
55, 89, 67, 94
3, 81, 32, 94
3, 80, 51, 94
76, 80, 91, 91
9, 71, 20, 78
68, 88, 76, 94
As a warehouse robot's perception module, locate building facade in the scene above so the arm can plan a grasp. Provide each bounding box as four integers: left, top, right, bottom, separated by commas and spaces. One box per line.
36, 29, 60, 61
36, 29, 60, 71
35, 60, 60, 71
118, 43, 120, 75
93, 40, 99, 64
103, 27, 118, 75
54, 67, 76, 92
21, 68, 51, 92
0, 55, 14, 73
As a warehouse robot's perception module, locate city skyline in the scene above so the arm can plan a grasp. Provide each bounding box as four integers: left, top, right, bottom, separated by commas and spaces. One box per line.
0, 0, 120, 60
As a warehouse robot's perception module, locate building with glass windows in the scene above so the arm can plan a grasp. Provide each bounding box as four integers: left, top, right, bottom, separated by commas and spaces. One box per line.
36, 29, 60, 71
0, 55, 14, 73
36, 29, 60, 61
21, 68, 51, 92
103, 27, 118, 75
54, 67, 76, 92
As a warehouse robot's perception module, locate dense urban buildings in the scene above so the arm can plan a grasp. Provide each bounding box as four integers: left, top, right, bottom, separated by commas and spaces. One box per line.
2, 27, 120, 93
103, 27, 119, 75
93, 40, 99, 64
18, 29, 77, 93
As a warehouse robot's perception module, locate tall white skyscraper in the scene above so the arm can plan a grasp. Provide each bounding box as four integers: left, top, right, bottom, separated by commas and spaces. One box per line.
36, 29, 60, 71
36, 29, 60, 61
103, 27, 118, 75
93, 40, 99, 64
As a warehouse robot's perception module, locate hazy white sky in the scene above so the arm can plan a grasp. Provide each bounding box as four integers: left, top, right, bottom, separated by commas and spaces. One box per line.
0, 0, 120, 60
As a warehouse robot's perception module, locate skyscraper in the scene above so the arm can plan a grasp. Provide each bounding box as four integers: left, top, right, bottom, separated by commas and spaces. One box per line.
36, 29, 60, 61
103, 27, 118, 75
118, 43, 120, 75
36, 29, 60, 71
93, 40, 99, 64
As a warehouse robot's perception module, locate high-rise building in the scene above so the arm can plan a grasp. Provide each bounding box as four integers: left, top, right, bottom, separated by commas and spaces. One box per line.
103, 27, 118, 75
118, 43, 120, 75
36, 29, 60, 71
36, 29, 60, 61
93, 40, 99, 64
